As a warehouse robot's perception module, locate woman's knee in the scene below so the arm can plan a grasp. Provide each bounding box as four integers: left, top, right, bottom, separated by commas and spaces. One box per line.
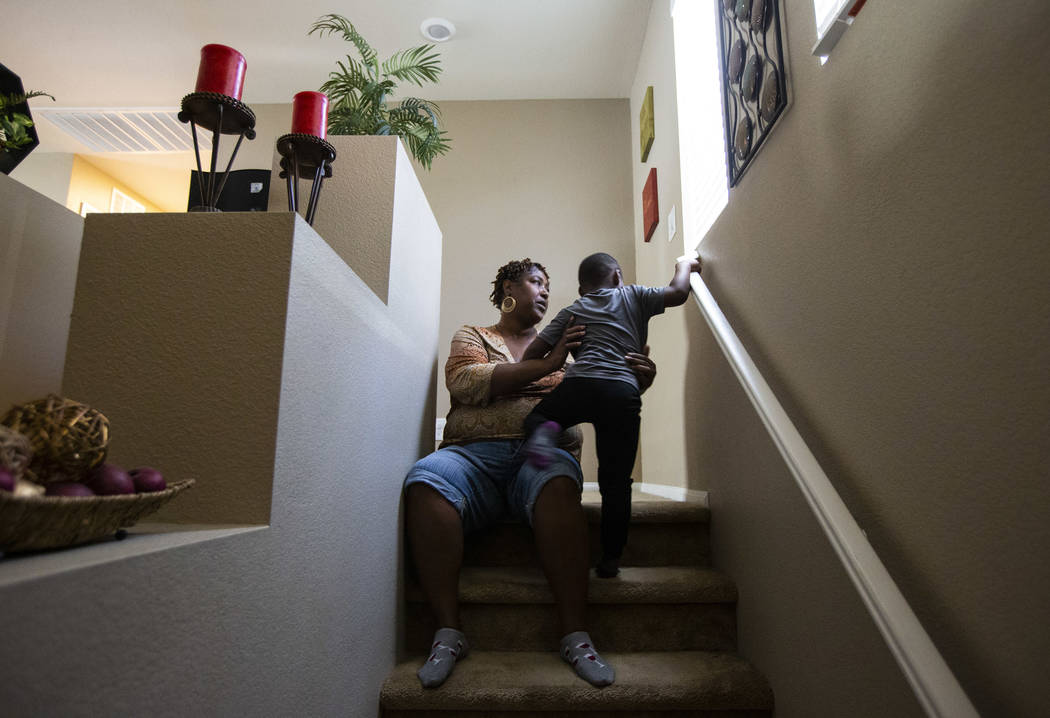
406, 482, 457, 515
536, 474, 582, 506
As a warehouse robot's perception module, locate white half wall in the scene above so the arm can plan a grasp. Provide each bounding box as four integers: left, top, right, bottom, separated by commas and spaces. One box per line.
7, 151, 74, 207
1, 150, 441, 716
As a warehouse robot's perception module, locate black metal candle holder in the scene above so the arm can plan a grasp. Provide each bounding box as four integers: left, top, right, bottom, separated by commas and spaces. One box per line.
275, 133, 336, 226
178, 91, 256, 212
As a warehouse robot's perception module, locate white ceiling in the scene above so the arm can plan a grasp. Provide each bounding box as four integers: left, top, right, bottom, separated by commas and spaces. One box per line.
7, 0, 653, 106
6, 0, 654, 210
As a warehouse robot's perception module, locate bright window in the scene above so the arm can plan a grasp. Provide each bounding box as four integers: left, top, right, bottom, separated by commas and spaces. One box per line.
671, 0, 728, 254
110, 188, 145, 213
812, 0, 868, 59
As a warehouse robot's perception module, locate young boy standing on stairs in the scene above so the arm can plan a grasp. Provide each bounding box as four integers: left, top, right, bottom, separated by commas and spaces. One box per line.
522, 252, 702, 577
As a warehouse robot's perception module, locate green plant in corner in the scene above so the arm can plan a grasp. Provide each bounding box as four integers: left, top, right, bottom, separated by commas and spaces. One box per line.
309, 13, 450, 170
0, 91, 54, 152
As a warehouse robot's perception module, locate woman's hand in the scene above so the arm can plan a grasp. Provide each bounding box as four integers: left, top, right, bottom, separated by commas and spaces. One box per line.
489, 319, 585, 399
625, 345, 657, 394
546, 316, 585, 370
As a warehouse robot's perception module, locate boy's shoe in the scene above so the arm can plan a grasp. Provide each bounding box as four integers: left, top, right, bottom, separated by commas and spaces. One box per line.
595, 556, 620, 578
525, 420, 562, 468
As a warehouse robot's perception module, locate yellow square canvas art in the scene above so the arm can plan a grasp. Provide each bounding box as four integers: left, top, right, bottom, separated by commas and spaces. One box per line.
639, 85, 655, 162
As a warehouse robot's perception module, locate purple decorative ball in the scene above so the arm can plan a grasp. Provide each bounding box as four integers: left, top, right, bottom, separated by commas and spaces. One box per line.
0, 468, 14, 492
85, 463, 135, 495
45, 482, 96, 497
129, 467, 166, 493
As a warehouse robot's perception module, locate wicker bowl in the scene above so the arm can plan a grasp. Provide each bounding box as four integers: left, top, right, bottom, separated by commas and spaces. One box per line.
0, 479, 195, 553
1, 395, 109, 484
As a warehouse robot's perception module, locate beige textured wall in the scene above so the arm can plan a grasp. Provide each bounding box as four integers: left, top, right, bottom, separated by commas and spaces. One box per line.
0, 174, 82, 412
269, 135, 398, 303
62, 212, 296, 524
632, 0, 1050, 716
413, 99, 636, 481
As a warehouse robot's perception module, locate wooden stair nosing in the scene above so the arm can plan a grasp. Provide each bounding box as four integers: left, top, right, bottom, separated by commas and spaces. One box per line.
406, 566, 738, 606
580, 499, 710, 524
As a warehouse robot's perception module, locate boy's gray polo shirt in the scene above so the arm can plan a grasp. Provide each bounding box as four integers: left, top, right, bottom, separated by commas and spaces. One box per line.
538, 285, 665, 390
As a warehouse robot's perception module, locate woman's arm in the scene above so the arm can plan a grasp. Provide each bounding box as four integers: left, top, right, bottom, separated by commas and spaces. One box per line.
490, 321, 584, 398
521, 336, 553, 362
522, 309, 572, 362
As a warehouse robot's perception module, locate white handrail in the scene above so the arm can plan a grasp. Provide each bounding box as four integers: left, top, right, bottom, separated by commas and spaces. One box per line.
689, 273, 979, 718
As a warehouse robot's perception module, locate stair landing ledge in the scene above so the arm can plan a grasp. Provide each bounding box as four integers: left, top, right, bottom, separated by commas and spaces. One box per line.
381, 650, 773, 714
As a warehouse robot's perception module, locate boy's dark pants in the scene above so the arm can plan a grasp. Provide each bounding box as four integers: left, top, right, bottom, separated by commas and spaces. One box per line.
524, 376, 641, 560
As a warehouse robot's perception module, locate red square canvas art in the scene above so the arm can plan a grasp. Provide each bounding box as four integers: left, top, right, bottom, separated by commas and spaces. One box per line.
642, 168, 659, 242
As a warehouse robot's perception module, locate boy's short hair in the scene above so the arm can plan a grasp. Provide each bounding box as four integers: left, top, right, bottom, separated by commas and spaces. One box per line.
578, 252, 620, 288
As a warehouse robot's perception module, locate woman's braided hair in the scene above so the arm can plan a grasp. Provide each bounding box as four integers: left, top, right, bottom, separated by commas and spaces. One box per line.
489, 258, 549, 308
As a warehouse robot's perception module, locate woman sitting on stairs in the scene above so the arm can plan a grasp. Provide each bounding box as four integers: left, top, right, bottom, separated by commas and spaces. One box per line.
403, 258, 656, 689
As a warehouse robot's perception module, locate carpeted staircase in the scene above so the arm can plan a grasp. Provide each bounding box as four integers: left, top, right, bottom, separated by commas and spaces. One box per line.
380, 487, 774, 716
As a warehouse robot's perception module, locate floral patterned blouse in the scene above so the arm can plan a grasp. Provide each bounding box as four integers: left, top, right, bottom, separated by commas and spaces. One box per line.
441, 325, 583, 459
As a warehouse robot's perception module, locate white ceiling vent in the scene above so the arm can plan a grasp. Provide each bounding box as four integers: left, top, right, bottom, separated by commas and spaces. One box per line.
36, 108, 210, 153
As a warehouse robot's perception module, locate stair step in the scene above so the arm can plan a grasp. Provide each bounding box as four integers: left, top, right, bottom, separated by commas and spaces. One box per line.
581, 493, 709, 523
406, 567, 737, 652
380, 650, 773, 717
463, 498, 711, 568
421, 566, 737, 604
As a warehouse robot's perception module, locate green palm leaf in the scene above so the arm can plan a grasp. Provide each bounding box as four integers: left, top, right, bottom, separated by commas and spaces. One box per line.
381, 46, 443, 86
308, 14, 377, 68
309, 14, 450, 169
391, 97, 442, 126
0, 91, 55, 113
1, 91, 54, 151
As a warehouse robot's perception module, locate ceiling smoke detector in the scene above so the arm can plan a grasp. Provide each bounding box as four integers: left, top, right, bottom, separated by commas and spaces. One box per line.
420, 17, 456, 43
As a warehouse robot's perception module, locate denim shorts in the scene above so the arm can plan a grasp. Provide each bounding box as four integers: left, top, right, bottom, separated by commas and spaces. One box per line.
403, 440, 583, 532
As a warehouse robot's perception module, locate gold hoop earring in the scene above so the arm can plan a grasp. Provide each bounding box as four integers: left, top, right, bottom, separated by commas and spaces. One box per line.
501, 296, 517, 314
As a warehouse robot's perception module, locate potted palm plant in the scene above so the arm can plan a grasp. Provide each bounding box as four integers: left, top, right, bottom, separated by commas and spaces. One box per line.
308, 14, 450, 170
0, 63, 54, 175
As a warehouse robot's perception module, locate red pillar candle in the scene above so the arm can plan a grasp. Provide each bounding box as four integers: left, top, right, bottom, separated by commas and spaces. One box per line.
195, 44, 246, 100
291, 91, 329, 139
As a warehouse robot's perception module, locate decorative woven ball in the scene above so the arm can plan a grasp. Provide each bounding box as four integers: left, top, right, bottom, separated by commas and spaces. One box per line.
0, 395, 110, 484
0, 425, 32, 480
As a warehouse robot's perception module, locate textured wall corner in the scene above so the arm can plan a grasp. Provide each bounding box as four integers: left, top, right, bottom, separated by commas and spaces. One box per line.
269, 135, 401, 303
0, 173, 83, 411
62, 212, 298, 525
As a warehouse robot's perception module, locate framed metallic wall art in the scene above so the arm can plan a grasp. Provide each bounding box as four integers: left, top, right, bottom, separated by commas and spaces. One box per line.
716, 0, 789, 187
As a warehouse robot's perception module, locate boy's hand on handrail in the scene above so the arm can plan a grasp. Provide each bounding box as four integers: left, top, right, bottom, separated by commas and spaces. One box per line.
677, 251, 703, 275
663, 254, 701, 308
